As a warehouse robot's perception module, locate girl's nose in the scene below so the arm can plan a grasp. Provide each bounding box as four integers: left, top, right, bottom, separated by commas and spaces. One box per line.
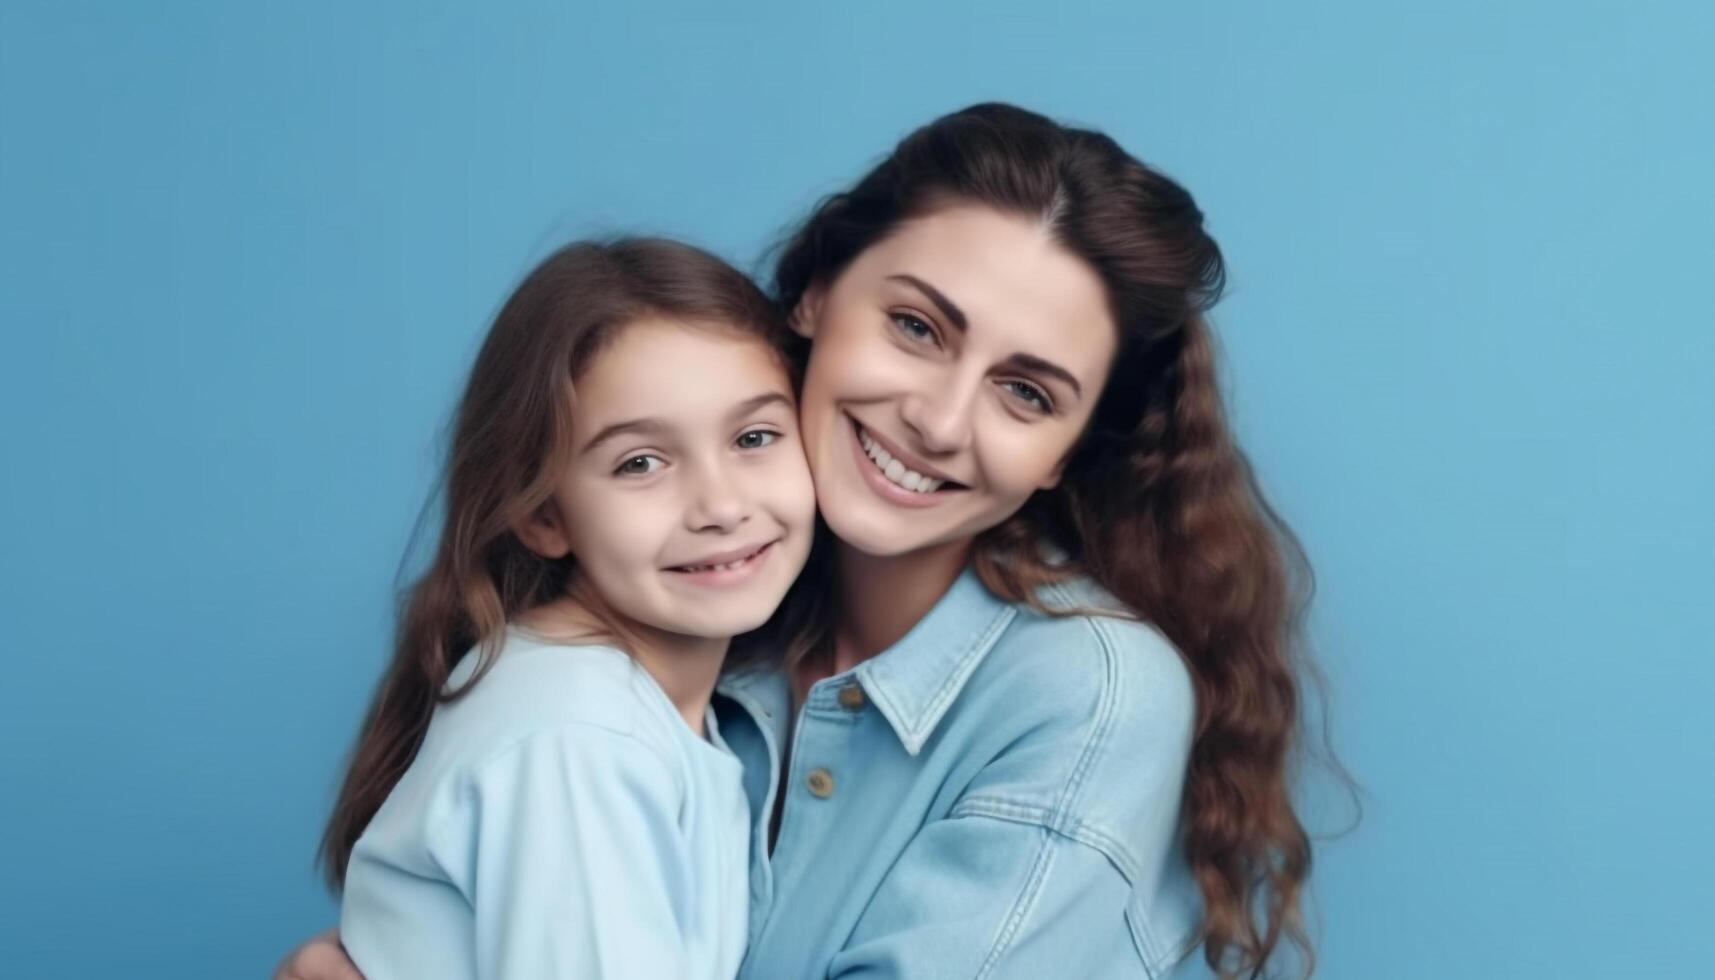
685, 467, 750, 533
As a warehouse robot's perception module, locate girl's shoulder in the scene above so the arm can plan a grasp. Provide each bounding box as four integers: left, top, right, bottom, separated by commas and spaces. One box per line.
422, 628, 682, 776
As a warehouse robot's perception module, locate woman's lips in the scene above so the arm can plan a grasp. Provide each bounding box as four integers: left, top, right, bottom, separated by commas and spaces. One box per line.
847, 417, 964, 509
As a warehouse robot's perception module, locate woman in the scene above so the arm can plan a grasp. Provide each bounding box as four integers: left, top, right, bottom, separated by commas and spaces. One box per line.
280, 102, 1317, 979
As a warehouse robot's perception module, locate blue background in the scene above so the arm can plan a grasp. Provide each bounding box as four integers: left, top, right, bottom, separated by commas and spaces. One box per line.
3, 2, 1710, 977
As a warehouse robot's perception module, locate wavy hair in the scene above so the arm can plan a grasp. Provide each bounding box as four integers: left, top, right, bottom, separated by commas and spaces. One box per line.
773, 103, 1321, 978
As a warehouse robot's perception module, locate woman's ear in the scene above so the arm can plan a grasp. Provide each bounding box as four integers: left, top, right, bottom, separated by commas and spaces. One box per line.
1039, 443, 1083, 491
789, 284, 826, 339
512, 499, 574, 559
1036, 455, 1072, 491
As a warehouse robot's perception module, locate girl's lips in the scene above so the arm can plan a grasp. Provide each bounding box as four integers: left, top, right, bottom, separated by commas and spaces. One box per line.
848, 417, 963, 509
664, 540, 777, 587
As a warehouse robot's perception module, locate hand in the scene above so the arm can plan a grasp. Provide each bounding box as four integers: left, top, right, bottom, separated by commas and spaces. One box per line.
272, 928, 363, 980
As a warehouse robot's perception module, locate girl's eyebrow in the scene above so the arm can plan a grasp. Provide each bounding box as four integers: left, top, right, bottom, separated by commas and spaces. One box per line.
580, 417, 666, 456
580, 391, 793, 456
725, 391, 794, 420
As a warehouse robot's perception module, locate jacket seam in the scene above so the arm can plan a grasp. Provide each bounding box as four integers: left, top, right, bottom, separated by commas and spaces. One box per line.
902, 604, 1018, 746
972, 821, 1056, 980
953, 801, 1191, 976
1040, 581, 1124, 839
952, 797, 1142, 883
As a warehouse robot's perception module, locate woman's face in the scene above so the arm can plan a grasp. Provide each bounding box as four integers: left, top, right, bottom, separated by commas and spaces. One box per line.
793, 203, 1118, 560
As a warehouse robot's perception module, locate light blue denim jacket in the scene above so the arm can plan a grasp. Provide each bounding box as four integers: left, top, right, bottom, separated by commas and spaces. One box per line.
714, 567, 1204, 979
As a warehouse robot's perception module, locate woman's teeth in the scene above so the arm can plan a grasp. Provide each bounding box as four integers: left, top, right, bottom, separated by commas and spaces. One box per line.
859, 428, 945, 494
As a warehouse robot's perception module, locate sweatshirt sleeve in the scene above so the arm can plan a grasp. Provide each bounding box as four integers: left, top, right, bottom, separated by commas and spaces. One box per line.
438, 724, 692, 980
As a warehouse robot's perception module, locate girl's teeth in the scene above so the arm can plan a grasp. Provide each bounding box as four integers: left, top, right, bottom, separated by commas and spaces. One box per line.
686, 555, 750, 572
859, 425, 944, 494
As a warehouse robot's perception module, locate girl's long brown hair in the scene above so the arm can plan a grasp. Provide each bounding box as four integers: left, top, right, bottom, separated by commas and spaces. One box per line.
773, 103, 1328, 978
319, 237, 800, 888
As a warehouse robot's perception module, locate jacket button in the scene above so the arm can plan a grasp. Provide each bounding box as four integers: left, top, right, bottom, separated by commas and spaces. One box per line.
837, 682, 866, 712
806, 767, 836, 798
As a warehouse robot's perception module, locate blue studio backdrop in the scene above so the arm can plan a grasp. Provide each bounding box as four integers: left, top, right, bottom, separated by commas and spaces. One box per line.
2, 2, 1710, 977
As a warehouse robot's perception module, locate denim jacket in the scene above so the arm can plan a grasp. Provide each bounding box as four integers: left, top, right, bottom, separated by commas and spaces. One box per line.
714, 567, 1203, 979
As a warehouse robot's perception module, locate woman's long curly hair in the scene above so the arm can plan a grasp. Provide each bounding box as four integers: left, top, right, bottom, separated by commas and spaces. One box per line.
772, 103, 1321, 978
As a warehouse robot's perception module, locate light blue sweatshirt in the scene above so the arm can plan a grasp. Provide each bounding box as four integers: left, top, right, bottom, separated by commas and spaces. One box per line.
340, 628, 750, 980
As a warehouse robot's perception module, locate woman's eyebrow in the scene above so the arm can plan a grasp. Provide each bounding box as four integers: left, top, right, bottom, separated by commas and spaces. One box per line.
887, 274, 967, 332
889, 273, 1084, 399
1005, 352, 1083, 399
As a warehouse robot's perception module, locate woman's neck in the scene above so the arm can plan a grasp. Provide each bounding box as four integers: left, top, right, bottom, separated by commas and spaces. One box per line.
518, 597, 728, 737
830, 537, 972, 674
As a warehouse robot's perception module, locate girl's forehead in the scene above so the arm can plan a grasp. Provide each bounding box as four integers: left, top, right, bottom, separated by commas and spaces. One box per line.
570, 318, 794, 431
593, 317, 786, 374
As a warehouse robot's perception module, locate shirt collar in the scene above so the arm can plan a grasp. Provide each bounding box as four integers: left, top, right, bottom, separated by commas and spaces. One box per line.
716, 566, 1018, 757
854, 566, 1016, 756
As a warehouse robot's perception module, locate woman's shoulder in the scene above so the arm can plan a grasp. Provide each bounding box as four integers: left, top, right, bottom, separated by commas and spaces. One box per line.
962, 575, 1198, 889
984, 575, 1196, 733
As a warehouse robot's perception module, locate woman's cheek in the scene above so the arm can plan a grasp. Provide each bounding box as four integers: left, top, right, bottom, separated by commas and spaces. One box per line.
984, 430, 1072, 495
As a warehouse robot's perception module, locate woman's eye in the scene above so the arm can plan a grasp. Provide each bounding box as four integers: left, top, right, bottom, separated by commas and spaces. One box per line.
1002, 380, 1052, 413
889, 312, 939, 347
735, 429, 780, 450
615, 454, 665, 476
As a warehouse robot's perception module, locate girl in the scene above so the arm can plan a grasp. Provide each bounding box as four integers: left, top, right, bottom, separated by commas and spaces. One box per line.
325, 238, 817, 979
282, 103, 1323, 979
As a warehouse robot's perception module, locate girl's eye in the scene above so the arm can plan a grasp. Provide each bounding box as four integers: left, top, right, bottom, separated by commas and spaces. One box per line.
615, 454, 665, 477
1001, 380, 1053, 413
889, 312, 940, 347
735, 429, 780, 450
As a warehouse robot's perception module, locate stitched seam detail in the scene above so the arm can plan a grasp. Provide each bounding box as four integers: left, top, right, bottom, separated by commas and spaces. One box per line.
1040, 581, 1122, 838
907, 605, 1017, 744
953, 803, 1186, 976
954, 797, 1141, 883
973, 822, 1056, 980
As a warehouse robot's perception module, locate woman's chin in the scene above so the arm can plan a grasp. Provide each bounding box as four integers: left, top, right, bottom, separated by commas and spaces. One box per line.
818, 504, 962, 563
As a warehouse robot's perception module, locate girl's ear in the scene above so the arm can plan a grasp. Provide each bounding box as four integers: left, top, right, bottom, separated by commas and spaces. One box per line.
512, 499, 574, 559
789, 284, 826, 339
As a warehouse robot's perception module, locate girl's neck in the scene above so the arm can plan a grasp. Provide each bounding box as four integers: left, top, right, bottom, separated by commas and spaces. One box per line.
830, 536, 972, 674
629, 630, 728, 737
518, 597, 728, 737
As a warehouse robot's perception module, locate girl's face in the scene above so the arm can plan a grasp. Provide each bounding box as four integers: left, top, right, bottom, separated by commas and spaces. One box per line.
520, 319, 816, 641
794, 203, 1118, 560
